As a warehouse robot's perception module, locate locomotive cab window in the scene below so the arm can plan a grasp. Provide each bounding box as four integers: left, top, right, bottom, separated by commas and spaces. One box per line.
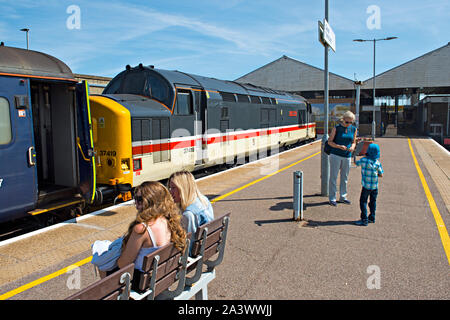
104, 70, 172, 107
121, 71, 147, 95
0, 97, 12, 145
175, 89, 193, 115
146, 73, 169, 103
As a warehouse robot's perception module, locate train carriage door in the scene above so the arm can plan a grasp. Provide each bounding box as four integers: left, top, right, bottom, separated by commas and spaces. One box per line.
194, 89, 204, 165
75, 81, 96, 204
199, 90, 209, 165
0, 77, 37, 222
298, 103, 306, 138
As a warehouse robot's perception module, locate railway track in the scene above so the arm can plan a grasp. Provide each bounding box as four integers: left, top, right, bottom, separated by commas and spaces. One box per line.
0, 139, 317, 242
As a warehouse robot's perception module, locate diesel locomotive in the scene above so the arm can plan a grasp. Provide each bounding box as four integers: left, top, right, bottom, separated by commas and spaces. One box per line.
90, 64, 316, 203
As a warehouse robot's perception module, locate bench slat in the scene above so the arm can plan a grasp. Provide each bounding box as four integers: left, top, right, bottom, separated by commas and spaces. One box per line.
191, 213, 230, 256
65, 263, 134, 300
193, 212, 231, 241
138, 252, 182, 292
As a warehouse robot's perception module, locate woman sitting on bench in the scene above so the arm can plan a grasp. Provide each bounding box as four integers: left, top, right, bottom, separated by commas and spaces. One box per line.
168, 171, 214, 253
116, 181, 187, 272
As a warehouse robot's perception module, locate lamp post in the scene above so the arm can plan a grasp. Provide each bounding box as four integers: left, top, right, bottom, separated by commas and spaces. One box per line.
320, 0, 330, 196
20, 28, 30, 50
353, 37, 397, 140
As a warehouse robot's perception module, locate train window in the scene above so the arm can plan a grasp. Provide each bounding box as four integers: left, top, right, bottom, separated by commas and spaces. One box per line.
236, 94, 249, 103
219, 92, 236, 102
0, 97, 12, 145
249, 95, 261, 104
122, 71, 147, 95
103, 74, 123, 94
175, 90, 193, 115
261, 97, 271, 104
147, 74, 169, 103
270, 98, 277, 105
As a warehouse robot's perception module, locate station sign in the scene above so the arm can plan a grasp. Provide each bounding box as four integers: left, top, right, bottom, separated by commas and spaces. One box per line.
318, 19, 336, 52
362, 105, 380, 112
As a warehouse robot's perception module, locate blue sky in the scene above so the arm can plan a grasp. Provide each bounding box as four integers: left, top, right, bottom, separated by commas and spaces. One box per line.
1, 0, 449, 82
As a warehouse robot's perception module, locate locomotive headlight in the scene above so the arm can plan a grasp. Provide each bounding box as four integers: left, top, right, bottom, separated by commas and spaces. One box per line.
107, 158, 116, 167
121, 158, 130, 171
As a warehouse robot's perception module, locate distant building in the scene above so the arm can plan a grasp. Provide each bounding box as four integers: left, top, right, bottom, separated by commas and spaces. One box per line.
415, 95, 450, 146
74, 73, 112, 95
235, 43, 450, 139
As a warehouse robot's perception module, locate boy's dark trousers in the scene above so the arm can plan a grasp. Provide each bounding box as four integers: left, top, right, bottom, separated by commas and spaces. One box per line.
360, 187, 378, 223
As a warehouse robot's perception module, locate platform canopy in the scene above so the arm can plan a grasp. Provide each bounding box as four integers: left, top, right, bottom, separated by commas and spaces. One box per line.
0, 45, 74, 80
235, 55, 355, 92
235, 43, 450, 97
362, 42, 450, 95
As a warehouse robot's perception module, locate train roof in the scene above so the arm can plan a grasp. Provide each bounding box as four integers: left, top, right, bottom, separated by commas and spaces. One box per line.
0, 45, 75, 81
155, 68, 306, 102
104, 65, 308, 107
157, 69, 249, 95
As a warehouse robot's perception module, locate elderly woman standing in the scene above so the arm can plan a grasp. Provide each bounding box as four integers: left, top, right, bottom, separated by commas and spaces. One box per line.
327, 111, 357, 206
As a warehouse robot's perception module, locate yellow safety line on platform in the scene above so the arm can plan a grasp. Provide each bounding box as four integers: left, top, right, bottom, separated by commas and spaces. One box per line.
0, 150, 320, 300
211, 151, 320, 204
408, 138, 450, 266
0, 256, 92, 300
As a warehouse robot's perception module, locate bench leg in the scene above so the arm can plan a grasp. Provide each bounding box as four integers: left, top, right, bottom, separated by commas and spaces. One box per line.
195, 286, 208, 300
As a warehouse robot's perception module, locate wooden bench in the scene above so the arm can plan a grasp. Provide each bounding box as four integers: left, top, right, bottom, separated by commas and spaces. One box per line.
174, 212, 231, 300
65, 212, 231, 300
65, 263, 135, 300
129, 233, 192, 300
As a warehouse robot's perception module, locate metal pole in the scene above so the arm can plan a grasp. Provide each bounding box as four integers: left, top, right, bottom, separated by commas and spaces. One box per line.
372, 39, 376, 140
320, 0, 330, 196
20, 28, 29, 50
447, 99, 449, 137
355, 81, 361, 130
293, 171, 303, 221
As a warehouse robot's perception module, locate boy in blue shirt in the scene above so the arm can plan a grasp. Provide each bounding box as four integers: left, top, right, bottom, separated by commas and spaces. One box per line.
354, 143, 384, 226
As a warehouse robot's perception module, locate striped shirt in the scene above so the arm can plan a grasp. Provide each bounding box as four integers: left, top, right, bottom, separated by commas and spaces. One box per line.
355, 157, 384, 190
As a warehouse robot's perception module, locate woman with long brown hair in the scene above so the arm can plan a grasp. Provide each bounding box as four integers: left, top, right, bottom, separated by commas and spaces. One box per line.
116, 181, 186, 271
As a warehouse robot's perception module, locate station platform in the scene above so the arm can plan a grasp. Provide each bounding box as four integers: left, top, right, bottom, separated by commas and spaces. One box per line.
0, 136, 449, 300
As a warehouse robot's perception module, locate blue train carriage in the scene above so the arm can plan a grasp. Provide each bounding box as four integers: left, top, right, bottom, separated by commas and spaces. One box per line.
0, 45, 96, 224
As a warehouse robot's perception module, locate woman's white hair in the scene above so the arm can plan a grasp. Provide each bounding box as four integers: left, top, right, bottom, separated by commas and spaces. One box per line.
342, 111, 355, 121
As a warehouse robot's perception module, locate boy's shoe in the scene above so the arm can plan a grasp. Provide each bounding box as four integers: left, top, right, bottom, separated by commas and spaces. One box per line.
354, 220, 368, 226
329, 200, 337, 206
368, 219, 375, 223
338, 199, 351, 205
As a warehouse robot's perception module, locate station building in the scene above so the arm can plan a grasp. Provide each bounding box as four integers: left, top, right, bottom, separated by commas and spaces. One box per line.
74, 74, 111, 95
235, 42, 450, 146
